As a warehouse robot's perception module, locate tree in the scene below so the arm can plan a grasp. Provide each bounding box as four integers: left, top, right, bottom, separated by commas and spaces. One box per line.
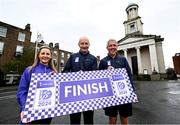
3, 47, 35, 74
166, 68, 177, 80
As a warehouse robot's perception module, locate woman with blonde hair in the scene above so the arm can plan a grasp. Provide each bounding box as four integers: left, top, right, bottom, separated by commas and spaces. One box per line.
17, 45, 57, 124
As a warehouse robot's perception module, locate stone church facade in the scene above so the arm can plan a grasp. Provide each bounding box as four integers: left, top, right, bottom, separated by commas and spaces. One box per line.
118, 3, 165, 79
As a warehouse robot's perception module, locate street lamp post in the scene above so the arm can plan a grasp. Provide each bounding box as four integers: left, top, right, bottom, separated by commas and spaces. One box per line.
34, 33, 43, 61
34, 40, 38, 61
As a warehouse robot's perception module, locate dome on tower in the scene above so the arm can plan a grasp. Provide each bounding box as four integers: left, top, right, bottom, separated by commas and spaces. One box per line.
126, 3, 139, 12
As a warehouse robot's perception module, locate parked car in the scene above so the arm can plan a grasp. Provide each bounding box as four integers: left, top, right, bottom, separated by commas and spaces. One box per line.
0, 69, 5, 86
5, 72, 21, 85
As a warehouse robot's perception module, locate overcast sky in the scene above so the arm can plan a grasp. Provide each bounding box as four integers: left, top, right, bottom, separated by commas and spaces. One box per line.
0, 0, 179, 68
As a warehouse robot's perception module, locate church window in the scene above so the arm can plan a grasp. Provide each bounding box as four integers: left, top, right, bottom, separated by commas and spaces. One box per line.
130, 23, 136, 33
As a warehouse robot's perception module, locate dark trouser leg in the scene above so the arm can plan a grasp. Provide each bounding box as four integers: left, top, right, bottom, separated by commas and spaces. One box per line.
83, 110, 94, 125
70, 112, 81, 124
27, 118, 52, 125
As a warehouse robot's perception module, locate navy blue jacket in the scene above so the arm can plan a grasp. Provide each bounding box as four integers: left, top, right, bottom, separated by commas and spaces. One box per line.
63, 51, 97, 72
99, 54, 134, 88
16, 63, 54, 112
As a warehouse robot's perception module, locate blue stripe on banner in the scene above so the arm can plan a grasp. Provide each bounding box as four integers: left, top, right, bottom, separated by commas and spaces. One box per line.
112, 74, 124, 81
37, 80, 54, 88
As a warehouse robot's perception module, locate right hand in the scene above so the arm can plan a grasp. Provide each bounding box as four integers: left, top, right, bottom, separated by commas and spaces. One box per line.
20, 111, 30, 123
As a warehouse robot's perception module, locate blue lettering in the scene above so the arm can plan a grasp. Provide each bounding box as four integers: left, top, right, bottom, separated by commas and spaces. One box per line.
112, 75, 124, 81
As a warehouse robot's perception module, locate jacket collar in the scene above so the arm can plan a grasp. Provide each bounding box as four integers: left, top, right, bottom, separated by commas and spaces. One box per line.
107, 53, 119, 59
79, 51, 89, 56
38, 63, 50, 68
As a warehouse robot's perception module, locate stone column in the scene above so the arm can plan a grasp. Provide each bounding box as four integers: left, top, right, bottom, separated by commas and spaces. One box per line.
156, 42, 165, 73
136, 46, 142, 74
149, 44, 159, 73
123, 49, 128, 59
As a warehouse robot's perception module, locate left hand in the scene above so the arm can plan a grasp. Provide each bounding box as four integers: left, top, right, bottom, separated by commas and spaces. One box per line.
108, 66, 114, 70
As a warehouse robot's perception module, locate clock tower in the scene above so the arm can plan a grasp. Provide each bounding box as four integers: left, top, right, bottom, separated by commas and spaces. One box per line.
118, 3, 165, 80
123, 3, 143, 35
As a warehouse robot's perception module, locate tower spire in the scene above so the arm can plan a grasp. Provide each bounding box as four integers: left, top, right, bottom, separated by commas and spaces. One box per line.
123, 3, 143, 36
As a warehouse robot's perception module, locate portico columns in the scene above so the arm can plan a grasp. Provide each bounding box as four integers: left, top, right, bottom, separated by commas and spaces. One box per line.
136, 46, 143, 74
149, 44, 159, 73
123, 49, 128, 59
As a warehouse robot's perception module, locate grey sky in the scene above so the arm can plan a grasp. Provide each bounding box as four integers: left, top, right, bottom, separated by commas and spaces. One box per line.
0, 0, 179, 68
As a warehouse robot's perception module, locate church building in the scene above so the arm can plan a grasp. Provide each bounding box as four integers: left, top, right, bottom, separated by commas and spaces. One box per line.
118, 3, 165, 79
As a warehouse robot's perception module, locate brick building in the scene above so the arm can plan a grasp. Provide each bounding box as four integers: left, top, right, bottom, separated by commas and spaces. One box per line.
0, 21, 32, 71
40, 41, 71, 72
173, 53, 180, 76
0, 21, 72, 73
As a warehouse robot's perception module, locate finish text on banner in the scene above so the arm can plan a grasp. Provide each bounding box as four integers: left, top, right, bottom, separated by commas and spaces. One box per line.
60, 78, 113, 103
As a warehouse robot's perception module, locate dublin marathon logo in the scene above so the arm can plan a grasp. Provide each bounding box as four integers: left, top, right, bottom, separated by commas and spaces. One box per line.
36, 80, 55, 108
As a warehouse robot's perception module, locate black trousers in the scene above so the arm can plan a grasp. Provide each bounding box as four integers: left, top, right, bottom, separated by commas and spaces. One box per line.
70, 111, 94, 125
26, 118, 52, 125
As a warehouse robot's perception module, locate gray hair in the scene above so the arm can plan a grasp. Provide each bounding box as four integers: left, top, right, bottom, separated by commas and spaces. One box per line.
106, 39, 117, 47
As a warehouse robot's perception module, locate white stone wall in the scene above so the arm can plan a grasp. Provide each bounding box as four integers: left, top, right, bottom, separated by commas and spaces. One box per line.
118, 37, 165, 75
141, 46, 152, 74
126, 48, 136, 71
